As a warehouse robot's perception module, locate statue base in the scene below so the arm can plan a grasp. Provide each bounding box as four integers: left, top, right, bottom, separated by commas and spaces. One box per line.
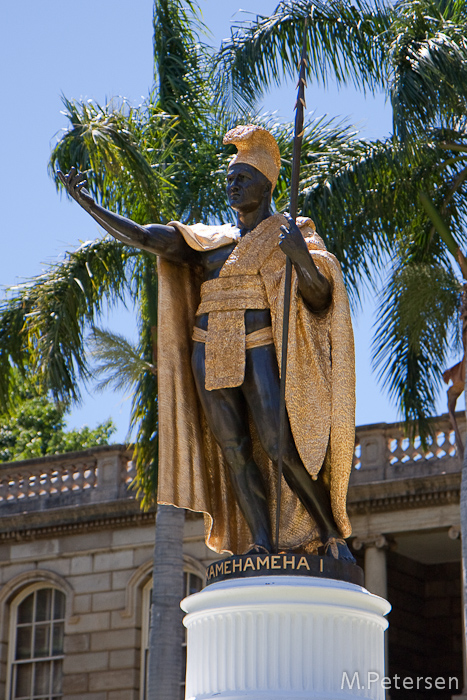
182, 576, 390, 700
205, 552, 364, 586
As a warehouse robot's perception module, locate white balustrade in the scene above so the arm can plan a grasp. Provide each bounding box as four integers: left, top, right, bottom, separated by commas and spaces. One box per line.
0, 412, 463, 510
0, 447, 134, 509
352, 412, 464, 484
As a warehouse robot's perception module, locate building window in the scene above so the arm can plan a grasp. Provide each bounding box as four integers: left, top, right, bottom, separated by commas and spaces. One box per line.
8, 587, 65, 700
140, 580, 153, 700
141, 570, 203, 700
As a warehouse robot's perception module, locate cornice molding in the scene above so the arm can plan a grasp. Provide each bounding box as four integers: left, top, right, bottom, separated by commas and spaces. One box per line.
0, 498, 203, 543
0, 508, 156, 543
348, 485, 460, 515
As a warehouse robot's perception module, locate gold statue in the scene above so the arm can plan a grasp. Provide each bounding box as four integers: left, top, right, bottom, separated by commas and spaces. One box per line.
59, 125, 355, 559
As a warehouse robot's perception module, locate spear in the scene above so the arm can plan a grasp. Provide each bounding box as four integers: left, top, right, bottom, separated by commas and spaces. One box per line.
275, 25, 308, 553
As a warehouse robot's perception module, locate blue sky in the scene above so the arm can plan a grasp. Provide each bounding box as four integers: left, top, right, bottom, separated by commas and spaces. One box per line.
1, 0, 460, 442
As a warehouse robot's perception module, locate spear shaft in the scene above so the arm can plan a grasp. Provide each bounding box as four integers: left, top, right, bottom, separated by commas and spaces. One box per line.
275, 29, 308, 553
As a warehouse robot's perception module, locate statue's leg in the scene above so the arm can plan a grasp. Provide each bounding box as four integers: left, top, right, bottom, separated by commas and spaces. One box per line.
243, 344, 354, 560
191, 341, 272, 551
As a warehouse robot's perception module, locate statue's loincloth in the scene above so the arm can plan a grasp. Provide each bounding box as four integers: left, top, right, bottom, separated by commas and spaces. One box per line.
196, 274, 270, 390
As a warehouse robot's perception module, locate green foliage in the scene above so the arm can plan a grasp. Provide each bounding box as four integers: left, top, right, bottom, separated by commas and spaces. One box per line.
91, 327, 156, 394
214, 0, 392, 112
151, 0, 236, 225
0, 386, 115, 463
153, 0, 211, 124
373, 261, 461, 439
390, 0, 467, 139
0, 238, 134, 410
50, 98, 179, 224
129, 256, 160, 506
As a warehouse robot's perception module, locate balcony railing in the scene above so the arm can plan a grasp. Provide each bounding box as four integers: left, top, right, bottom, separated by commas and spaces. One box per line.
0, 413, 464, 514
0, 445, 135, 515
351, 412, 464, 485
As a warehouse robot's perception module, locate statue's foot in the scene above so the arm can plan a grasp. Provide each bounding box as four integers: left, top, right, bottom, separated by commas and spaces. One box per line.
246, 544, 271, 555
321, 537, 356, 563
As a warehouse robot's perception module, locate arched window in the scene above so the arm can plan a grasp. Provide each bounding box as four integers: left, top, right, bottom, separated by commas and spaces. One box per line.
140, 569, 203, 700
7, 585, 65, 700
140, 579, 153, 700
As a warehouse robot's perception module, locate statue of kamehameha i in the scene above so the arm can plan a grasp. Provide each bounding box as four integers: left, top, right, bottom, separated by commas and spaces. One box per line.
60, 124, 356, 561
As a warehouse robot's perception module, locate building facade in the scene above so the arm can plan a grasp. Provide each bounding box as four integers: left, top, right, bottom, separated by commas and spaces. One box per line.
0, 414, 465, 700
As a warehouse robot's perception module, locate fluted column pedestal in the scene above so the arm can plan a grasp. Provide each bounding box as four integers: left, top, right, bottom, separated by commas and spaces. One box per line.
182, 576, 390, 700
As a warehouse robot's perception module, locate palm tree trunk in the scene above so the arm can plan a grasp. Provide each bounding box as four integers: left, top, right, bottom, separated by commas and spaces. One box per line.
457, 286, 467, 695
147, 503, 186, 700
460, 430, 467, 695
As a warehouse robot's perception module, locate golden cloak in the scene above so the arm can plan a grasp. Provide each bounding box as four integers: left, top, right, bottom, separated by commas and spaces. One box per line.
157, 212, 355, 554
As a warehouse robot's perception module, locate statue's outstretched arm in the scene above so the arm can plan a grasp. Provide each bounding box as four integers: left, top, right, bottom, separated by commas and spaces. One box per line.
279, 213, 332, 313
58, 168, 195, 263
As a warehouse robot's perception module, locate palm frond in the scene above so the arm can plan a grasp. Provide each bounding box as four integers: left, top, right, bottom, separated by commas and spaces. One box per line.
213, 0, 393, 112
373, 260, 461, 440
90, 327, 156, 394
0, 238, 136, 409
390, 0, 467, 138
50, 96, 179, 223
153, 0, 213, 125
128, 255, 160, 507
88, 316, 160, 508
300, 127, 467, 304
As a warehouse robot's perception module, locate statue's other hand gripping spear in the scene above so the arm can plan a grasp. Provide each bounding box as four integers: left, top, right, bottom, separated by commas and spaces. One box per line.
279, 214, 332, 314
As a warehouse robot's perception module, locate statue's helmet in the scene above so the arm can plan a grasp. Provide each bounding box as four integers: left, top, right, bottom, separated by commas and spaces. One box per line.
223, 124, 281, 192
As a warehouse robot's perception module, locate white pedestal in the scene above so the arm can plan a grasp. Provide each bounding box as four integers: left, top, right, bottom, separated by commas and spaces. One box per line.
182, 576, 390, 700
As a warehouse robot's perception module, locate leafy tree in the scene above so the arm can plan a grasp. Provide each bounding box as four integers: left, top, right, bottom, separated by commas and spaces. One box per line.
0, 372, 114, 462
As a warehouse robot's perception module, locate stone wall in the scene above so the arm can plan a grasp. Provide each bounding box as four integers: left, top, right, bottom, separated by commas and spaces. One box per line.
0, 511, 214, 700
0, 523, 155, 700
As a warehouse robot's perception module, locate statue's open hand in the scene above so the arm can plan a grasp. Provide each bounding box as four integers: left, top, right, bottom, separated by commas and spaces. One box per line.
57, 167, 94, 211
279, 213, 309, 262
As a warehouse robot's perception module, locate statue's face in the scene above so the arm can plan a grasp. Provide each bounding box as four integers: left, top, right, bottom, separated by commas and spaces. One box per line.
226, 163, 271, 214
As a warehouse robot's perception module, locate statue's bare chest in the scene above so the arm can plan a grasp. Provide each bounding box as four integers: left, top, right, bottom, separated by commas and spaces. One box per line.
200, 243, 237, 281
